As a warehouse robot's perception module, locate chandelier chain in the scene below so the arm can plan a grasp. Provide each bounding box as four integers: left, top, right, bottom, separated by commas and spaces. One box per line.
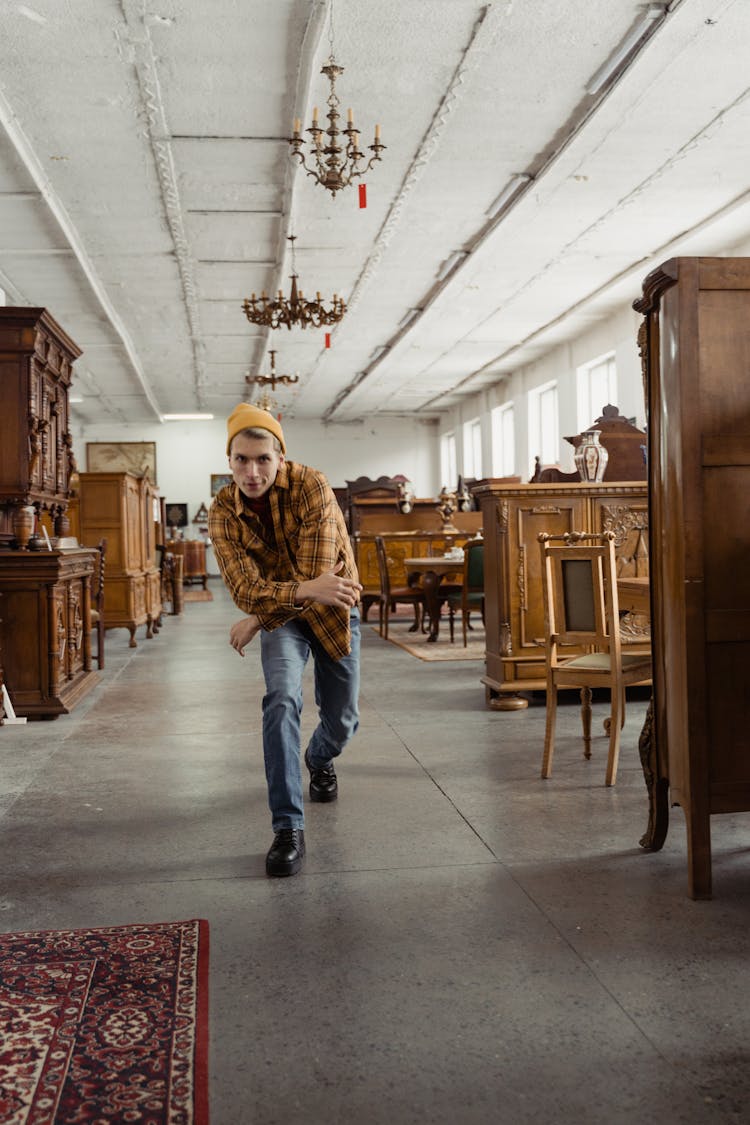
328, 0, 335, 57
289, 3, 384, 198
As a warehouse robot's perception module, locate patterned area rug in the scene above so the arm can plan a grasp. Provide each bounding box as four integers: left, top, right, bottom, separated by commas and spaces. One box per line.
372, 624, 486, 661
183, 589, 213, 602
0, 918, 209, 1124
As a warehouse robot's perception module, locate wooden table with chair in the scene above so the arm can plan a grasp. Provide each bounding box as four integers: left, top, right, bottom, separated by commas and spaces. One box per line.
353, 529, 481, 623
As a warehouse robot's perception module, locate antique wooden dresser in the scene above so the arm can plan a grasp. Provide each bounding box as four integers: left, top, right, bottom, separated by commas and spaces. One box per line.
472, 480, 649, 710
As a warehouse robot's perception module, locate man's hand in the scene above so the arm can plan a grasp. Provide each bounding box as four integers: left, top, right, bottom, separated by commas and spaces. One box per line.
230, 614, 261, 656
296, 561, 363, 608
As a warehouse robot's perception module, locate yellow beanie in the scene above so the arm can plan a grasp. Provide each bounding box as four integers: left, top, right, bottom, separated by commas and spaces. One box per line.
226, 403, 286, 455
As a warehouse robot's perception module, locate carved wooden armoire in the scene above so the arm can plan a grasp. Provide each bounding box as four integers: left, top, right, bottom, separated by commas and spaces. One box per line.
472, 480, 649, 710
74, 472, 163, 647
635, 257, 750, 899
0, 307, 98, 717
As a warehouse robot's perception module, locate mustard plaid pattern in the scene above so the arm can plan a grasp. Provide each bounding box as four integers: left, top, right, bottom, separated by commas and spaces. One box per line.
208, 460, 358, 660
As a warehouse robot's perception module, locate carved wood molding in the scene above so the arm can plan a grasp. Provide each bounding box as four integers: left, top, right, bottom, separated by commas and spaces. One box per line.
620, 612, 650, 642
632, 260, 679, 314
517, 546, 526, 611
601, 503, 648, 549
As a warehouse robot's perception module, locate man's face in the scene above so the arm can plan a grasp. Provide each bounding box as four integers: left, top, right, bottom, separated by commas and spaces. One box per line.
229, 432, 284, 500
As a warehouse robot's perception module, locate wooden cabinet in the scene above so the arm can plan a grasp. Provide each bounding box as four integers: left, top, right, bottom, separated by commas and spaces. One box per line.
472, 481, 648, 709
0, 308, 80, 544
0, 547, 98, 717
634, 256, 750, 898
75, 472, 162, 646
0, 307, 99, 718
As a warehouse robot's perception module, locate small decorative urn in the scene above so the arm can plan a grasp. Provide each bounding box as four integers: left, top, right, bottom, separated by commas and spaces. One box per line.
574, 429, 609, 482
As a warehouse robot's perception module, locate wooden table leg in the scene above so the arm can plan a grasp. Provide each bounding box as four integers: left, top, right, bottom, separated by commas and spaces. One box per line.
421, 570, 442, 643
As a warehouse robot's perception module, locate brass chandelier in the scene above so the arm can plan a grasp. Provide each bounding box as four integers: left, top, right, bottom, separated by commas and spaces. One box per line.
289, 3, 384, 198
242, 236, 346, 331
245, 350, 299, 395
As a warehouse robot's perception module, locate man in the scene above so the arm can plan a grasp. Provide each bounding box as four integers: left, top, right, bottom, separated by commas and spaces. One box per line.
209, 404, 362, 877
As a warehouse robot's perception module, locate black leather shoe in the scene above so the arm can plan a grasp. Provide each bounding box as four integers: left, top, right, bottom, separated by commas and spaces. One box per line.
265, 828, 305, 877
304, 749, 338, 803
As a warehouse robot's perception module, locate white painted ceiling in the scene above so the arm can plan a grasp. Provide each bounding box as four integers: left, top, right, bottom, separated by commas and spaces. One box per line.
1, 0, 749, 428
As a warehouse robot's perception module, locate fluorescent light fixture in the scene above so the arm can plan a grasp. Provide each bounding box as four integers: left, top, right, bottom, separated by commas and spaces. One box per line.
586, 4, 666, 95
486, 174, 532, 221
69, 394, 84, 404
437, 250, 469, 282
398, 308, 422, 331
162, 413, 215, 421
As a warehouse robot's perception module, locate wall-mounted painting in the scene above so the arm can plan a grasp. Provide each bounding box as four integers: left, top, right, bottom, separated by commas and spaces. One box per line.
211, 474, 232, 496
86, 441, 157, 483
165, 502, 189, 529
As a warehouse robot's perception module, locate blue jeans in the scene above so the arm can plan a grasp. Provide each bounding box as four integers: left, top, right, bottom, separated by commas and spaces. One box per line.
259, 611, 360, 831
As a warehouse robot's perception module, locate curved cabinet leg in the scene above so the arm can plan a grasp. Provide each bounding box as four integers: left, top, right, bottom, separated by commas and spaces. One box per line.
638, 697, 669, 851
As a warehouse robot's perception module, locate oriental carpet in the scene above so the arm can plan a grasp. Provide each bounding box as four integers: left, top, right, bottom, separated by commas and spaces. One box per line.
183, 589, 213, 603
0, 918, 209, 1124
371, 624, 486, 661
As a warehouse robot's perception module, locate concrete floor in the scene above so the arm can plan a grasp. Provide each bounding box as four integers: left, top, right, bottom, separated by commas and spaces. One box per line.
2, 581, 750, 1124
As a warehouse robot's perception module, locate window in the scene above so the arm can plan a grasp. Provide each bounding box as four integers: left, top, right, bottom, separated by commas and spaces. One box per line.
577, 352, 616, 431
440, 431, 457, 489
491, 403, 515, 477
528, 381, 558, 473
463, 417, 482, 480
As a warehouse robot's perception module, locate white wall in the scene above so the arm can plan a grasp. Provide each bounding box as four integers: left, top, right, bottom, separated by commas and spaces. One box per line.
69, 414, 440, 525
437, 300, 646, 480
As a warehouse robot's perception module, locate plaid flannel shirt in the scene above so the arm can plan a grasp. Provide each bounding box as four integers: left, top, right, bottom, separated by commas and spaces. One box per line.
208, 460, 358, 661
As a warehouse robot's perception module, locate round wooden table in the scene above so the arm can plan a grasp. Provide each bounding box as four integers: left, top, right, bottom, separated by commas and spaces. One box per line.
403, 556, 463, 642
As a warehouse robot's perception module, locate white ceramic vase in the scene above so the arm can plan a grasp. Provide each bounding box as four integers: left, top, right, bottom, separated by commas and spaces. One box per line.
574, 429, 609, 482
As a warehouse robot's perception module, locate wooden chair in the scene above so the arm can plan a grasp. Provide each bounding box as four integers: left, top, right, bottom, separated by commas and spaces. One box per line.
538, 531, 651, 786
375, 535, 424, 640
90, 537, 107, 670
447, 540, 485, 645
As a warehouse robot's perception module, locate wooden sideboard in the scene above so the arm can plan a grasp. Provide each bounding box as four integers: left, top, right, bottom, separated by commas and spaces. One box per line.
472, 480, 649, 709
0, 547, 98, 717
635, 256, 750, 898
73, 472, 162, 646
351, 499, 483, 537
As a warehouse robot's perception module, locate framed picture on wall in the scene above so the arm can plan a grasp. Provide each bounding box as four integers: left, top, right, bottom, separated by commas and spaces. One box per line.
165, 502, 188, 529
211, 473, 232, 496
86, 441, 157, 482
